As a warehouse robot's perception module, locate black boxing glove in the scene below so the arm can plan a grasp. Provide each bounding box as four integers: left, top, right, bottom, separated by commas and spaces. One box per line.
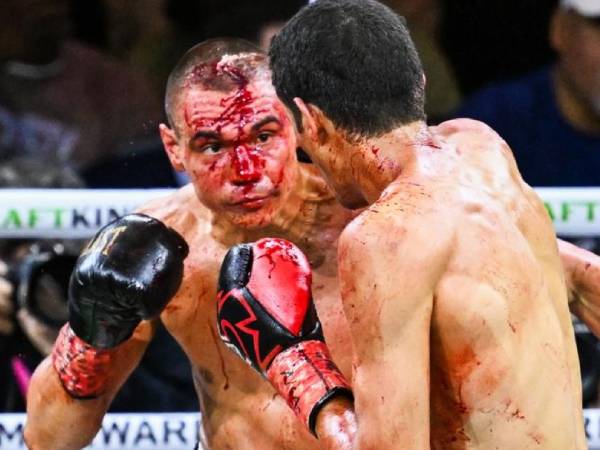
69, 213, 188, 348
52, 213, 188, 398
217, 237, 352, 434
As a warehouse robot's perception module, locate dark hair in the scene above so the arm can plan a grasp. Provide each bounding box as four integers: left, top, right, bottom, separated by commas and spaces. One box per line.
270, 0, 426, 138
164, 38, 269, 129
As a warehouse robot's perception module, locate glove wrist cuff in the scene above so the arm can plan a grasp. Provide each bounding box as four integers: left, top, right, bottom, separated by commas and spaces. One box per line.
266, 340, 352, 435
51, 323, 115, 398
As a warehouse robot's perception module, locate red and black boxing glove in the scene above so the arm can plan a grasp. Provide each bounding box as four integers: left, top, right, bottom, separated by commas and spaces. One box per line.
217, 237, 352, 434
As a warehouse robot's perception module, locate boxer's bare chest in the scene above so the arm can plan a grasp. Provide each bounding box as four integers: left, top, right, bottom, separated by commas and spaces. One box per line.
159, 229, 353, 449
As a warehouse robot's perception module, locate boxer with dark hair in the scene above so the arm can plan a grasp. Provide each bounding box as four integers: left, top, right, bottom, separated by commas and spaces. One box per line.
268, 0, 590, 448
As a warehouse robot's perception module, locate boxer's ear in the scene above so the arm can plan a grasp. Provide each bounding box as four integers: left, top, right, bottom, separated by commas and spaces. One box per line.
159, 123, 184, 172
293, 98, 320, 145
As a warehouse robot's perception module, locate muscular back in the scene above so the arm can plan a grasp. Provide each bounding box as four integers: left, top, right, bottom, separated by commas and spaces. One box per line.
139, 170, 355, 449
340, 119, 585, 449
430, 120, 584, 449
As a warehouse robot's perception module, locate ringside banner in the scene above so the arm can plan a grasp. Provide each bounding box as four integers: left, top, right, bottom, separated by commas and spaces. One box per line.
539, 187, 600, 237
1, 411, 600, 449
0, 187, 599, 238
0, 413, 204, 449
0, 189, 172, 239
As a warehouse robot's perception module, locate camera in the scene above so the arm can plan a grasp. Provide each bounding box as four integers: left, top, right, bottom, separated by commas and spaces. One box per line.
6, 241, 79, 329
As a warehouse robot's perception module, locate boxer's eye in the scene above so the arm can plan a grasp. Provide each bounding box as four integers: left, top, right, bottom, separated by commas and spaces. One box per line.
201, 143, 222, 154
257, 132, 272, 143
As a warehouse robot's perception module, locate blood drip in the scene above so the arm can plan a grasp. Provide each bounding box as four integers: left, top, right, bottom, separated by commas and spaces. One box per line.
186, 61, 267, 182
232, 145, 263, 182
425, 138, 441, 150
257, 238, 300, 263
255, 238, 301, 278
186, 62, 256, 133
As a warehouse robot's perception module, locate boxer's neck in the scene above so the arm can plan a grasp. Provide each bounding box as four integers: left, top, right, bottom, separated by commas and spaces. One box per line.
210, 165, 336, 262
353, 120, 435, 204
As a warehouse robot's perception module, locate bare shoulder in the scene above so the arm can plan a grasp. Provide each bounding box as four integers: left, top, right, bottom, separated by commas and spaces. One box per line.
135, 184, 210, 236
339, 183, 454, 271
338, 185, 453, 326
434, 118, 499, 139
433, 118, 510, 153
434, 118, 524, 187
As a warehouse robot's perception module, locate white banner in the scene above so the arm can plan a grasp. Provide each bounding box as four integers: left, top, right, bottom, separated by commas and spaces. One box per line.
0, 187, 600, 238
586, 409, 600, 449
0, 189, 172, 239
538, 187, 600, 237
1, 410, 600, 449
0, 413, 203, 449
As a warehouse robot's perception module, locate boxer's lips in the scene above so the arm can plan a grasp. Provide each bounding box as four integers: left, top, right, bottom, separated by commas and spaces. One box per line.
230, 192, 277, 209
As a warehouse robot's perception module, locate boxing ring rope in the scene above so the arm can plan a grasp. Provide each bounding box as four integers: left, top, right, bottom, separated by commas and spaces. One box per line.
0, 187, 599, 238
0, 189, 174, 239
1, 187, 600, 449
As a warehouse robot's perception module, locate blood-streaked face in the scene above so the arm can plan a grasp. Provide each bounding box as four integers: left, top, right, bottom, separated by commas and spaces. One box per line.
167, 66, 298, 228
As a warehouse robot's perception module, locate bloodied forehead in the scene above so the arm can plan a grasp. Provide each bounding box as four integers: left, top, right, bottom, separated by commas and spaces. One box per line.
177, 56, 286, 140
185, 53, 270, 90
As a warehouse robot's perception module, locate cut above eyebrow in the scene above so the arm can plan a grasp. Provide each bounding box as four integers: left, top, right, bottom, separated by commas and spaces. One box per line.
252, 116, 281, 131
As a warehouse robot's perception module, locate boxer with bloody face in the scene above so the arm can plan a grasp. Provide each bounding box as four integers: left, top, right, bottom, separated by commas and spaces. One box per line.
160, 52, 299, 229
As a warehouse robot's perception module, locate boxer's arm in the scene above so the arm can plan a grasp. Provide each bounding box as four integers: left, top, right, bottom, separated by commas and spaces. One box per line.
24, 320, 155, 450
25, 213, 187, 449
558, 239, 600, 335
337, 213, 447, 449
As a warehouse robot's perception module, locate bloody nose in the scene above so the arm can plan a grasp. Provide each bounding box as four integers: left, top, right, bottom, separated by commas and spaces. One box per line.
232, 145, 262, 183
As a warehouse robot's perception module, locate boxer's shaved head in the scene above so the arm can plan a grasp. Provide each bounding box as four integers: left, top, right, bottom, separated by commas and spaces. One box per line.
270, 0, 426, 138
165, 38, 269, 131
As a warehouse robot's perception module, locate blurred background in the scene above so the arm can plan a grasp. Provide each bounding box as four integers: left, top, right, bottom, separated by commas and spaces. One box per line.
1, 0, 599, 421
